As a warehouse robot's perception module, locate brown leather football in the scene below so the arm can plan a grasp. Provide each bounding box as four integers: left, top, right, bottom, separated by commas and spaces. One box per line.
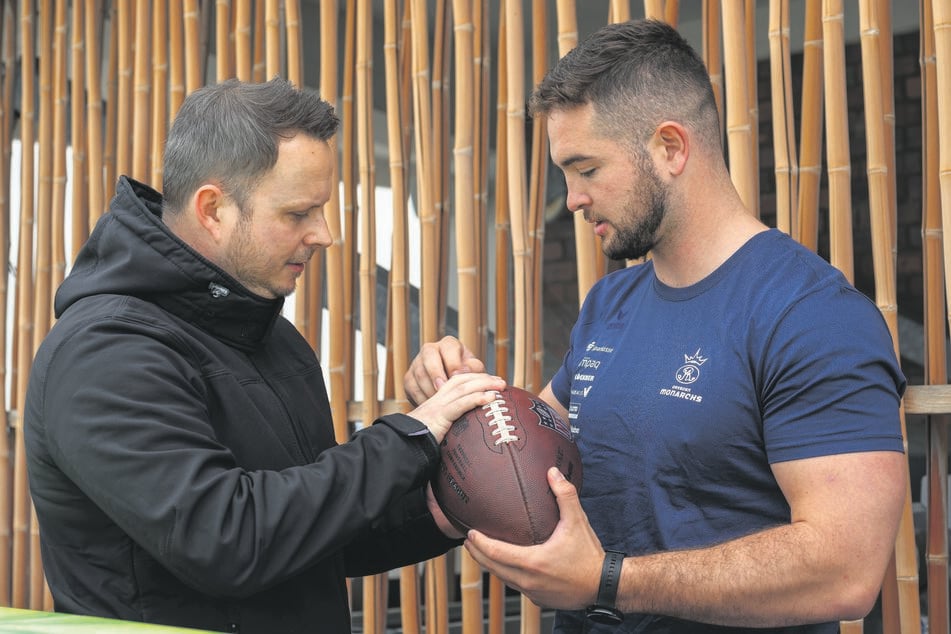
432, 386, 583, 545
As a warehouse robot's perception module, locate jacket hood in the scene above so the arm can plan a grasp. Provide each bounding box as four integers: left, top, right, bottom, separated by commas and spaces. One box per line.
55, 176, 284, 351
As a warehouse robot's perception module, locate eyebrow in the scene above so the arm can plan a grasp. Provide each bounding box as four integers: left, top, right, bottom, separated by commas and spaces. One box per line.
557, 154, 595, 170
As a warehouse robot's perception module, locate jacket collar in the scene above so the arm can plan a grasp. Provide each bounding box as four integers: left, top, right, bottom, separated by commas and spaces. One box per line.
57, 177, 286, 352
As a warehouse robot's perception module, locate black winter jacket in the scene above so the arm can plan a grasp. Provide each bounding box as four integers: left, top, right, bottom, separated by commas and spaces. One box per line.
25, 177, 458, 633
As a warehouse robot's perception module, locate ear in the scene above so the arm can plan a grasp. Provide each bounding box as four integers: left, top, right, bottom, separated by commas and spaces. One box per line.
652, 121, 689, 177
192, 184, 231, 242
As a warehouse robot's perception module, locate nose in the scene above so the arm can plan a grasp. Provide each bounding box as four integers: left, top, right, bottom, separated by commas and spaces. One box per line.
565, 188, 592, 214
305, 217, 334, 249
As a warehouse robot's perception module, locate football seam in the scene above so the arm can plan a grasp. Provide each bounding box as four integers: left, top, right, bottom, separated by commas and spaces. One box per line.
506, 444, 542, 544
486, 393, 538, 543
483, 394, 518, 445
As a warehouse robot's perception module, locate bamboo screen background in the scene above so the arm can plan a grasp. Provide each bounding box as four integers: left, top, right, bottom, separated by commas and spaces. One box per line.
0, 1, 946, 633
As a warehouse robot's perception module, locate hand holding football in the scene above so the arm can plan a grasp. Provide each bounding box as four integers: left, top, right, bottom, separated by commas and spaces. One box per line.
432, 386, 583, 545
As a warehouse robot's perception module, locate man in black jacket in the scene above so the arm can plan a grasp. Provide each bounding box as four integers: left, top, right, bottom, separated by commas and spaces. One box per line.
24, 77, 503, 634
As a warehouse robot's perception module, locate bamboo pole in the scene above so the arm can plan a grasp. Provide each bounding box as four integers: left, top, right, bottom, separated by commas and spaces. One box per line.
472, 4, 496, 626
51, 0, 67, 299
291, 0, 315, 345
84, 0, 104, 239
251, 0, 265, 82
285, 4, 300, 82
822, 4, 861, 631
166, 2, 185, 126
0, 0, 15, 607
102, 2, 118, 196
400, 0, 413, 191
32, 0, 52, 369
474, 0, 490, 361
877, 0, 898, 283
720, 1, 757, 214
408, 0, 450, 625
494, 0, 511, 432
744, 0, 759, 219
323, 0, 350, 442
449, 6, 486, 632
27, 0, 54, 607
342, 0, 358, 422
490, 6, 511, 632
132, 0, 151, 182
32, 0, 52, 373
505, 0, 529, 390
28, 0, 63, 609
216, 0, 232, 80
920, 1, 949, 630
12, 0, 36, 609
433, 0, 450, 338
795, 0, 823, 251
821, 0, 854, 283
336, 0, 358, 453
265, 0, 279, 78
643, 0, 662, 21
871, 23, 904, 616
115, 1, 133, 179
336, 0, 370, 627
383, 2, 421, 632
523, 151, 546, 629
857, 4, 920, 633
203, 2, 213, 83
527, 0, 548, 397
68, 0, 86, 270
702, 1, 725, 146
611, 0, 630, 23
517, 2, 554, 625
768, 0, 798, 235
184, 0, 202, 94
234, 0, 252, 81
553, 0, 577, 72
151, 0, 168, 189
286, 0, 302, 86
665, 0, 679, 27
355, 3, 387, 631
875, 14, 904, 633
410, 0, 438, 343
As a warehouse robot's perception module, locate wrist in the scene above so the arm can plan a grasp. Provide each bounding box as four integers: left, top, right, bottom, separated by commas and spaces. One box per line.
585, 550, 625, 625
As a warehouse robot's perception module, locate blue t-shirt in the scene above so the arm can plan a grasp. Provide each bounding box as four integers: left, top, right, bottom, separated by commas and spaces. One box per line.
550, 229, 906, 633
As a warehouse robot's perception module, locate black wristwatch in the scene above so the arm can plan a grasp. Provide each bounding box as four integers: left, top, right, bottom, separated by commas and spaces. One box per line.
585, 550, 625, 625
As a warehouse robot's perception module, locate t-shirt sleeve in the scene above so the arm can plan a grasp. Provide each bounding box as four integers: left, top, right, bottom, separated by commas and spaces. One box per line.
760, 285, 906, 464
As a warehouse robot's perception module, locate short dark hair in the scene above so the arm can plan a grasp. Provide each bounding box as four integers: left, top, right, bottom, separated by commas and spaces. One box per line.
530, 19, 721, 153
162, 77, 340, 214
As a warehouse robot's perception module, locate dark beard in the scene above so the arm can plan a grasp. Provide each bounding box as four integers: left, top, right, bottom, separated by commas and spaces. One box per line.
603, 169, 667, 261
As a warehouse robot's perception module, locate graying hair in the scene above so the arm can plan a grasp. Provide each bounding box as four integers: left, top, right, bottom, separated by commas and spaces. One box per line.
162, 77, 339, 215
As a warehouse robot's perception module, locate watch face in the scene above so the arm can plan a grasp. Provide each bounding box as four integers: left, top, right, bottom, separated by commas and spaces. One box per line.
585, 605, 624, 625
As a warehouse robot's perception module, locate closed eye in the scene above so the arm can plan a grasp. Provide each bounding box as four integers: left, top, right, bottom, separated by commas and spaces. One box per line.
289, 211, 310, 221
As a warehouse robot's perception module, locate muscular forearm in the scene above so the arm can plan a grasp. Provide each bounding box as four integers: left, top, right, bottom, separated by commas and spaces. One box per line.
618, 521, 885, 627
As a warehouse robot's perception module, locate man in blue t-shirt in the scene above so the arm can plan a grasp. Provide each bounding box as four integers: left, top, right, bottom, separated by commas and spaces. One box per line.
405, 18, 907, 634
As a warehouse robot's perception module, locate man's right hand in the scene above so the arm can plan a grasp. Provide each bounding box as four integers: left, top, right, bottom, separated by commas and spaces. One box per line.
404, 336, 487, 406
407, 372, 504, 443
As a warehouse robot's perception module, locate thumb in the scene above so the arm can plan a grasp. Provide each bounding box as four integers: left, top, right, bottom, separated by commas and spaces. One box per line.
457, 347, 487, 374
548, 466, 581, 514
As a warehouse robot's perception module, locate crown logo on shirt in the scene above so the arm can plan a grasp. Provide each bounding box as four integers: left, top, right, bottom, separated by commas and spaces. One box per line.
684, 349, 708, 366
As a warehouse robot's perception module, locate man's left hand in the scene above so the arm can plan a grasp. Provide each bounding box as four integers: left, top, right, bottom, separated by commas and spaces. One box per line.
463, 467, 606, 610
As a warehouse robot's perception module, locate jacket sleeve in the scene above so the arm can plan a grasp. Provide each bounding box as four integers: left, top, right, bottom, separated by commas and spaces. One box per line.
342, 485, 462, 578
27, 317, 449, 598
342, 413, 462, 577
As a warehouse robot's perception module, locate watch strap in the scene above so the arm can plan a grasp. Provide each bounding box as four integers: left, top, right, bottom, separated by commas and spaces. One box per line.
585, 550, 625, 624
